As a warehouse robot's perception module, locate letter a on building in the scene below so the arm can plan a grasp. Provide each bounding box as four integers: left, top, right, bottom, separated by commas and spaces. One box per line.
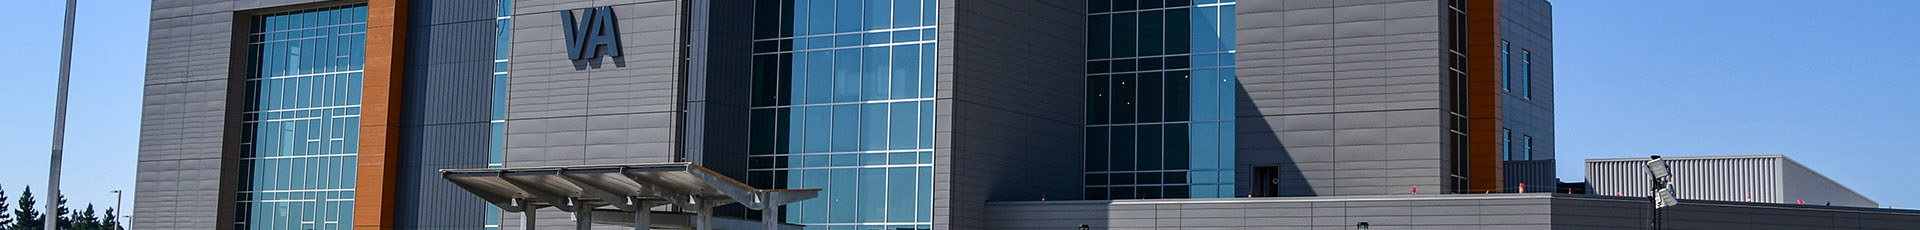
563, 6, 622, 60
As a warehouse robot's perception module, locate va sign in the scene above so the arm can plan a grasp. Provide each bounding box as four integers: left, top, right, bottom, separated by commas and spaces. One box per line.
563, 6, 622, 60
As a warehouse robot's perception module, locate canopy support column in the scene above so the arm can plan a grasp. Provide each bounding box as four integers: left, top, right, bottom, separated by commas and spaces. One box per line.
761, 203, 781, 230
695, 199, 715, 230
520, 206, 538, 230
573, 205, 593, 230
633, 200, 654, 230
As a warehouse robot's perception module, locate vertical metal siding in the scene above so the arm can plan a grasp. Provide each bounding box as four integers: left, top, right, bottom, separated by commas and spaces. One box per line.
395, 0, 499, 228
1503, 159, 1557, 192
1586, 156, 1780, 203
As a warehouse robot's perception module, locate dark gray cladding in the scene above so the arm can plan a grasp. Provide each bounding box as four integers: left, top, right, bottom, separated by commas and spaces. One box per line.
1504, 159, 1557, 192
1501, 0, 1555, 165
138, 1, 337, 229
685, 0, 757, 219
395, 0, 501, 229
1234, 0, 1453, 196
939, 1, 1089, 229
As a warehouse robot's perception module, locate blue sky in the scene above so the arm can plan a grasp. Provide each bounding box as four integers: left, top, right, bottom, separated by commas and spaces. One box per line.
1551, 0, 1920, 208
0, 0, 1915, 217
0, 0, 149, 214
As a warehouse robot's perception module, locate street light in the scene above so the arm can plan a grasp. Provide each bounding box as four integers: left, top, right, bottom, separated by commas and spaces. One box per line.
111, 190, 123, 224
1644, 155, 1678, 230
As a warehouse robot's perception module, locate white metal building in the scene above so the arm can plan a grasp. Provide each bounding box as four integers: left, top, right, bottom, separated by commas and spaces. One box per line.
1586, 155, 1877, 207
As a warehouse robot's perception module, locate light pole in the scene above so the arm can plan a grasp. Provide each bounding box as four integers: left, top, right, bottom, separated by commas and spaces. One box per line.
111, 190, 123, 226
45, 0, 78, 229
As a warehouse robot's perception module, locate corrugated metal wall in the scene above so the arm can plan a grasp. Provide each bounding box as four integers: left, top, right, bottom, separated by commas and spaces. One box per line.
395, 0, 498, 228
1586, 156, 1781, 204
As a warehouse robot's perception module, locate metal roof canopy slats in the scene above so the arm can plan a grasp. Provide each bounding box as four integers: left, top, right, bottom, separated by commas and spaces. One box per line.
497, 171, 582, 212
443, 173, 528, 212
440, 162, 820, 213
556, 169, 643, 211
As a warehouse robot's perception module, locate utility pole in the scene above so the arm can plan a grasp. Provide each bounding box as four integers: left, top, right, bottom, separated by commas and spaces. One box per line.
45, 0, 77, 229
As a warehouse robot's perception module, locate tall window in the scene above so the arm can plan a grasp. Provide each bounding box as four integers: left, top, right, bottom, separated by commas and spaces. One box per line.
1500, 41, 1510, 91
1501, 129, 1512, 161
1521, 50, 1532, 99
747, 0, 937, 229
1085, 1, 1239, 200
485, 0, 513, 229
1522, 136, 1533, 161
238, 5, 367, 230
1444, 0, 1470, 192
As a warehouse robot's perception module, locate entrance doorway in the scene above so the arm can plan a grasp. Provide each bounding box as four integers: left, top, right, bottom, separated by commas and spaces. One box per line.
1254, 166, 1279, 197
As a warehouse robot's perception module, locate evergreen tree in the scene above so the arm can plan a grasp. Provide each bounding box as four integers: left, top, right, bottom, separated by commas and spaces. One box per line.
101, 208, 119, 230
53, 194, 68, 229
1, 183, 12, 230
68, 205, 99, 230
7, 187, 40, 230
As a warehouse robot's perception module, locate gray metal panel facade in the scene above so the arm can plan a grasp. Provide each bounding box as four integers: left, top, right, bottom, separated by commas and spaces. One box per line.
1235, 0, 1453, 196
1500, 0, 1555, 163
136, 1, 334, 229
503, 0, 683, 168
1781, 159, 1877, 207
501, 0, 684, 229
938, 1, 1089, 229
395, 0, 502, 229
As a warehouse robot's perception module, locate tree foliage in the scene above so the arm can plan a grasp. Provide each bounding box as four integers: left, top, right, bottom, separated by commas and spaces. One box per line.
0, 186, 120, 230
100, 208, 120, 230
1, 183, 12, 229
7, 187, 41, 230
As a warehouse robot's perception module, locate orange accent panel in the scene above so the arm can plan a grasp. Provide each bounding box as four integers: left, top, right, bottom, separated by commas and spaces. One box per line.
1465, 0, 1506, 193
355, 0, 406, 229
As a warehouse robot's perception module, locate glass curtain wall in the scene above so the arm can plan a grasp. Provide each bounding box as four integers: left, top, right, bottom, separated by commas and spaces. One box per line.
1085, 0, 1238, 200
747, 0, 937, 229
237, 5, 368, 230
485, 0, 513, 229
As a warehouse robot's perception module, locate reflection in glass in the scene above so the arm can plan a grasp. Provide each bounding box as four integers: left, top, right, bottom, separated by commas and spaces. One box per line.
240, 5, 367, 230
749, 0, 937, 228
1085, 3, 1238, 200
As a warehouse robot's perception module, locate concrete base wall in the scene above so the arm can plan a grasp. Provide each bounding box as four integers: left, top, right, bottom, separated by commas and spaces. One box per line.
983, 194, 1920, 229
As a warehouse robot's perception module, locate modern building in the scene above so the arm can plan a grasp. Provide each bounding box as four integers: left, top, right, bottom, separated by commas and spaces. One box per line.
1586, 155, 1879, 208
131, 0, 1918, 230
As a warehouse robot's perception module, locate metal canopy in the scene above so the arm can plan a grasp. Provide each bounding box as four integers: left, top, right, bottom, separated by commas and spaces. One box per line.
442, 162, 818, 230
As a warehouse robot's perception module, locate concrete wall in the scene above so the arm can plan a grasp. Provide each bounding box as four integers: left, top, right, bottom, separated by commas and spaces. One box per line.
136, 1, 336, 229
394, 0, 501, 229
1234, 0, 1453, 197
936, 1, 1089, 229
1553, 195, 1920, 229
984, 194, 1920, 229
985, 194, 1556, 229
501, 0, 685, 229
